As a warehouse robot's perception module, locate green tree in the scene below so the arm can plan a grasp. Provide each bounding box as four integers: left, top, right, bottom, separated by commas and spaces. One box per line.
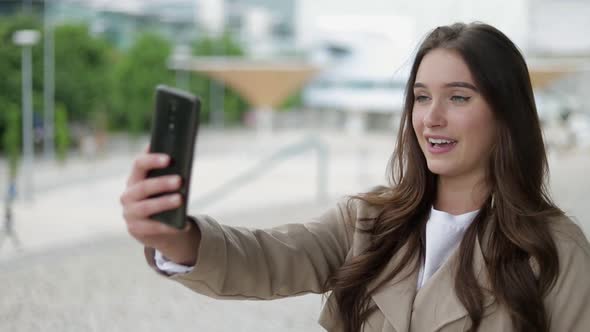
0, 17, 115, 162
54, 24, 114, 125
54, 103, 70, 162
280, 92, 303, 111
190, 32, 248, 125
112, 33, 174, 134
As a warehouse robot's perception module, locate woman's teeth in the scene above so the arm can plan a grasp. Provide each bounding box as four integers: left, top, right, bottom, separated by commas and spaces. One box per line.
428, 138, 457, 147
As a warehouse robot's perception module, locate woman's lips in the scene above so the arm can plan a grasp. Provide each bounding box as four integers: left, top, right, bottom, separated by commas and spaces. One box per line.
426, 141, 458, 154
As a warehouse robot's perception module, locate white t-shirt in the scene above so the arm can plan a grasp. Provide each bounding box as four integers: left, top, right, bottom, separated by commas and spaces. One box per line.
417, 207, 478, 289
156, 207, 479, 290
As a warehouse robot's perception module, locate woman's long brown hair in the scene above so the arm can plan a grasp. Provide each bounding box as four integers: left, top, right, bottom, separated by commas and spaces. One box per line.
324, 22, 563, 331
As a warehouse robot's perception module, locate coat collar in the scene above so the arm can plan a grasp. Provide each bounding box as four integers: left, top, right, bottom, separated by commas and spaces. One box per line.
370, 234, 496, 332
318, 243, 420, 332
369, 243, 419, 332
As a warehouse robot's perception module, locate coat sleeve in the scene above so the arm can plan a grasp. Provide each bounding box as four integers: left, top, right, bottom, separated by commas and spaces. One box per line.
145, 198, 357, 300
545, 220, 590, 331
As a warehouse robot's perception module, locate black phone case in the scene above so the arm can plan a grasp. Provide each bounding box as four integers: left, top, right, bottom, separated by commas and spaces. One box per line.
146, 85, 200, 229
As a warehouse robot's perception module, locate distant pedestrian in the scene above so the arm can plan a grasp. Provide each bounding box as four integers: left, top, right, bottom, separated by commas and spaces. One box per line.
1, 181, 22, 250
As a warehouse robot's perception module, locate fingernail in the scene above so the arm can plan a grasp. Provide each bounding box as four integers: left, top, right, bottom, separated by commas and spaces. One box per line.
170, 195, 181, 203
169, 176, 180, 185
159, 156, 168, 164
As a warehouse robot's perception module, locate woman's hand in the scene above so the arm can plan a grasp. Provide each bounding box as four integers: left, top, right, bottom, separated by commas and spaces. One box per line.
120, 146, 200, 266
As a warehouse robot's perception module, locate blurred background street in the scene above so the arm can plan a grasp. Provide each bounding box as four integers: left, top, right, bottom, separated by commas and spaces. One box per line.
1, 0, 590, 331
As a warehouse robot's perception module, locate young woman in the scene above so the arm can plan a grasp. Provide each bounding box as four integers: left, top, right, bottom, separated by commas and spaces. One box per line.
120, 22, 590, 331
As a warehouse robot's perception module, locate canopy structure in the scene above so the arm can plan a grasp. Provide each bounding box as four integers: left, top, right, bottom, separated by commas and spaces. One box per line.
528, 56, 590, 89
170, 57, 318, 109
169, 56, 319, 135
530, 67, 577, 89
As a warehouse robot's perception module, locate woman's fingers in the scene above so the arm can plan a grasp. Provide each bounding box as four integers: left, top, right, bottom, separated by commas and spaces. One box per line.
126, 153, 170, 186
121, 175, 182, 205
124, 193, 184, 240
126, 217, 182, 239
122, 144, 192, 248
123, 193, 183, 220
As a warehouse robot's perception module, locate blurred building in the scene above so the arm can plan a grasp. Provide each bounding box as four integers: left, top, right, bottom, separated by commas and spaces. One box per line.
295, 2, 416, 131
296, 0, 590, 58
296, 0, 590, 131
301, 15, 414, 131
0, 0, 44, 15
223, 0, 297, 56
528, 0, 590, 56
44, 0, 198, 49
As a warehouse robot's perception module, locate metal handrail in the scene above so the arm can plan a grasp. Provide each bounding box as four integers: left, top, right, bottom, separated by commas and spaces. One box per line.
188, 135, 329, 209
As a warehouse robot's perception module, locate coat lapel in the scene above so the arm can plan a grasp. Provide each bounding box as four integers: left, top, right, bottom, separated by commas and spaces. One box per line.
369, 242, 420, 332
369, 234, 496, 332
411, 235, 496, 331
318, 243, 419, 332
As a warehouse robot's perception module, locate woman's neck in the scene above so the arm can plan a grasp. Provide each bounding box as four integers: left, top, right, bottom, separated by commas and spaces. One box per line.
434, 172, 489, 215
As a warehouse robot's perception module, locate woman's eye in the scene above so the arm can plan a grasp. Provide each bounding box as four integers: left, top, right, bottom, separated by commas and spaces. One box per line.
415, 95, 430, 103
450, 95, 471, 103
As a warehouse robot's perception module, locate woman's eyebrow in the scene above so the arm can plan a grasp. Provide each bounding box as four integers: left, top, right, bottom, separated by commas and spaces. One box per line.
413, 81, 479, 92
445, 81, 479, 91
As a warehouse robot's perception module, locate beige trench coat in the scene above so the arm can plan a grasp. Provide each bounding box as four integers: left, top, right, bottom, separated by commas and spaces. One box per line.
145, 198, 590, 331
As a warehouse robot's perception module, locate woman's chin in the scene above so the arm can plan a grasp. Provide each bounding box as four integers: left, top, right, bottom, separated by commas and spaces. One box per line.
426, 161, 457, 176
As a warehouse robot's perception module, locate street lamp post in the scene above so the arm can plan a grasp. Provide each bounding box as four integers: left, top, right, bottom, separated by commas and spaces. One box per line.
13, 29, 40, 202
173, 44, 191, 90
44, 1, 55, 161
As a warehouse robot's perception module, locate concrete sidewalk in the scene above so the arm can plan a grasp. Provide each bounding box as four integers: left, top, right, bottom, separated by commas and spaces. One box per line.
0, 201, 333, 332
0, 128, 394, 262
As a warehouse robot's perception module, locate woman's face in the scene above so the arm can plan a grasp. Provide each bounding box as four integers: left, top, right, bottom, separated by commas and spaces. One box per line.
411, 48, 497, 180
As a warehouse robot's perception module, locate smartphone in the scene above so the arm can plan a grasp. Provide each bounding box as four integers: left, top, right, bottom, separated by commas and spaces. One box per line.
146, 85, 200, 229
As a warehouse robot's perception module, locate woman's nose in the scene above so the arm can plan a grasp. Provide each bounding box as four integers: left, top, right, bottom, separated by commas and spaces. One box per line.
423, 101, 447, 128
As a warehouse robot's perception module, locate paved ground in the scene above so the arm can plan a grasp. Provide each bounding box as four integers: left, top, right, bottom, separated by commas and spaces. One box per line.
0, 202, 331, 332
0, 128, 588, 331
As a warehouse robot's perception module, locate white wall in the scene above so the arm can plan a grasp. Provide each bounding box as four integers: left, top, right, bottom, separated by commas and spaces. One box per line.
529, 0, 590, 55
296, 0, 402, 48
296, 0, 531, 53
195, 0, 225, 35
394, 0, 530, 50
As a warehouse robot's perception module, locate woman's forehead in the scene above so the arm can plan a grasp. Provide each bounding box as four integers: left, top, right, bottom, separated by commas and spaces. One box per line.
414, 48, 476, 88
